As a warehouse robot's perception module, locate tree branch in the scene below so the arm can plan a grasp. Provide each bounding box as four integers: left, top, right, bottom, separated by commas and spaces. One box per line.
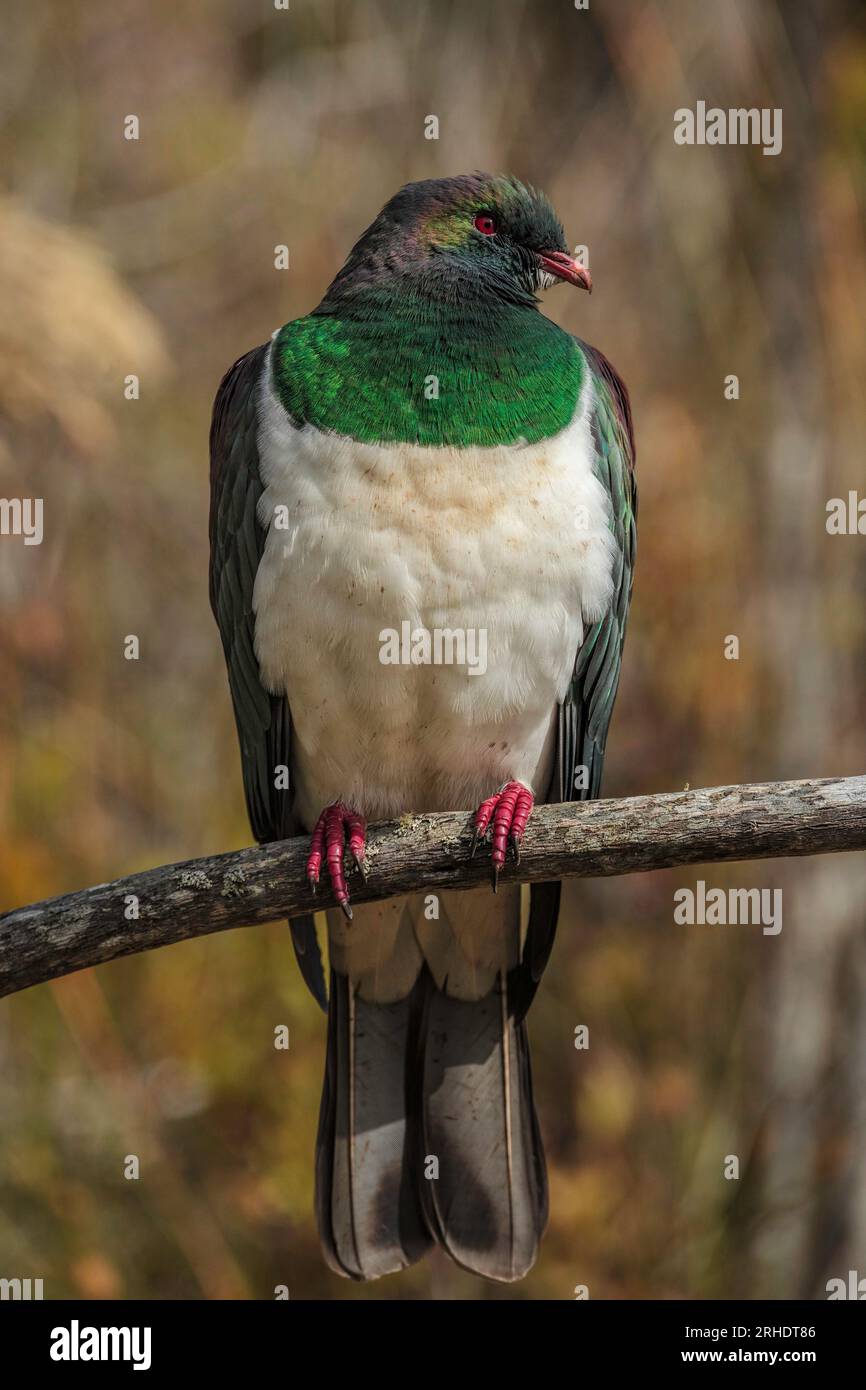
1, 775, 864, 1000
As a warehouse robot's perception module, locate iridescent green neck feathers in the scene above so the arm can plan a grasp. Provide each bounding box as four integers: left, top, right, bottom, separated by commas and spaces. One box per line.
272, 294, 584, 448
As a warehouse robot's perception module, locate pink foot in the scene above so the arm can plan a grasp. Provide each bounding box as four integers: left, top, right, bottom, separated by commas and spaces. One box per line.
305, 802, 367, 921
470, 781, 535, 890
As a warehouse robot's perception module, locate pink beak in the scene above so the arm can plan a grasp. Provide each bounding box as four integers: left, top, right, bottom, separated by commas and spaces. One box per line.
537, 250, 592, 293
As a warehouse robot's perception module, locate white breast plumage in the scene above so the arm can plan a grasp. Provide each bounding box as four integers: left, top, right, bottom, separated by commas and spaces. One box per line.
252, 342, 617, 827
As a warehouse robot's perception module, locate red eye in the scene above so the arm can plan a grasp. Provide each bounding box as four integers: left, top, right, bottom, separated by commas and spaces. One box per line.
474, 212, 497, 235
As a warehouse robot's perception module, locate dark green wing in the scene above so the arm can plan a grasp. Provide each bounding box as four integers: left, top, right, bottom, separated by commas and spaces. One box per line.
513, 342, 637, 1018
557, 341, 637, 803
209, 346, 327, 1010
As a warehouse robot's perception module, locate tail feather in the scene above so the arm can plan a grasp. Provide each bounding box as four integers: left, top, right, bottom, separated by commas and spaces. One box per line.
288, 912, 327, 1012
416, 970, 548, 1283
314, 888, 549, 1283
315, 970, 432, 1279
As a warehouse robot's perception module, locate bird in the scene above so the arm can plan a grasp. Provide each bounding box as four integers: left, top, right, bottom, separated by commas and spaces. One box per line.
209, 173, 636, 1284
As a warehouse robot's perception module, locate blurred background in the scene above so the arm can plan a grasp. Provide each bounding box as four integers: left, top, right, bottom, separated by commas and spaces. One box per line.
1, 0, 865, 1300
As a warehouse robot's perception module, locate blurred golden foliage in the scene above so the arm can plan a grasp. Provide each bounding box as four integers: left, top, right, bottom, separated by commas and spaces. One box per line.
0, 198, 168, 459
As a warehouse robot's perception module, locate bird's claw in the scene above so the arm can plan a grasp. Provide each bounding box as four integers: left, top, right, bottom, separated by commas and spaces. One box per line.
469, 781, 535, 890
305, 802, 367, 919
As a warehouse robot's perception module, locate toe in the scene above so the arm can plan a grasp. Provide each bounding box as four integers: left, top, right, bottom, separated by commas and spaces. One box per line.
305, 816, 326, 891
344, 808, 368, 880
324, 804, 349, 910
472, 790, 500, 840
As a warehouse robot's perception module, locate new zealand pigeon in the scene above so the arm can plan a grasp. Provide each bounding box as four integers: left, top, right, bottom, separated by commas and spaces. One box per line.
209, 173, 636, 1283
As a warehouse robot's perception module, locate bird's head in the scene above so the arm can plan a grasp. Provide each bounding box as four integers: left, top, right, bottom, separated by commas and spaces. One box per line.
319, 173, 591, 311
